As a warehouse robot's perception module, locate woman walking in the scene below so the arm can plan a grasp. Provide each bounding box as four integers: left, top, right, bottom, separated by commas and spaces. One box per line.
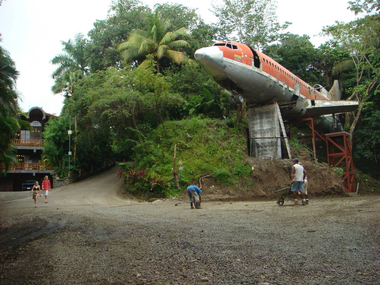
42, 175, 51, 203
31, 181, 40, 208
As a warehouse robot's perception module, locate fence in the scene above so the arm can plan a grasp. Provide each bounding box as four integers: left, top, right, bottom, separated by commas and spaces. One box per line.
0, 162, 54, 172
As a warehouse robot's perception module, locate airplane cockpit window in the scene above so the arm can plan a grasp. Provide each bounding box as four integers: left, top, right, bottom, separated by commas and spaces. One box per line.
226, 43, 232, 49
232, 45, 238, 49
213, 43, 226, 46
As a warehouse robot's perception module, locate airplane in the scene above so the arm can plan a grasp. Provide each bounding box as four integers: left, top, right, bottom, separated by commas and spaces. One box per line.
194, 41, 358, 131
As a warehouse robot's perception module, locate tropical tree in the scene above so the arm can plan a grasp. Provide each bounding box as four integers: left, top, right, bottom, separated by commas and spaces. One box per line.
50, 33, 90, 96
323, 13, 380, 141
42, 116, 70, 176
314, 40, 353, 90
264, 33, 322, 86
0, 46, 21, 172
353, 99, 380, 176
348, 0, 380, 14
153, 3, 200, 32
151, 3, 216, 60
118, 10, 190, 73
211, 0, 290, 50
86, 0, 150, 72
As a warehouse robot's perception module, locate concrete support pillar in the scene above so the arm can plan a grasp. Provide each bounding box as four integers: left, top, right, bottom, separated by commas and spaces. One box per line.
248, 104, 282, 159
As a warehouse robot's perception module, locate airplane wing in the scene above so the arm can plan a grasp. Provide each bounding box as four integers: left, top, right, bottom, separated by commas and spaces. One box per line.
279, 98, 359, 120
303, 100, 359, 118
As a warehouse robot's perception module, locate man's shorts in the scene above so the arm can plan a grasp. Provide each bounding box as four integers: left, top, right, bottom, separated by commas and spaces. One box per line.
45, 190, 49, 196
291, 181, 304, 192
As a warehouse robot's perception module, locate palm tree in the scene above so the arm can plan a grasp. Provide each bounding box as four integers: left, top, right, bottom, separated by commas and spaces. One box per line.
118, 11, 189, 73
0, 46, 20, 172
50, 34, 89, 96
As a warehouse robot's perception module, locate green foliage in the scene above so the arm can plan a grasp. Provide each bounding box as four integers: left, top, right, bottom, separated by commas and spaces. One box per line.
211, 0, 290, 49
348, 0, 380, 15
289, 135, 307, 150
50, 34, 89, 96
330, 167, 344, 177
353, 101, 380, 178
44, 0, 380, 188
87, 0, 151, 72
118, 162, 133, 170
166, 61, 232, 118
42, 116, 70, 176
315, 40, 353, 89
355, 170, 380, 193
323, 13, 380, 179
213, 168, 233, 184
118, 10, 190, 72
264, 33, 323, 86
0, 46, 22, 173
128, 117, 252, 197
123, 168, 169, 198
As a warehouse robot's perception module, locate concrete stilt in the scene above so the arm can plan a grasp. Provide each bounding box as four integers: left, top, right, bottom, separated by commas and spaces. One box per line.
248, 103, 291, 159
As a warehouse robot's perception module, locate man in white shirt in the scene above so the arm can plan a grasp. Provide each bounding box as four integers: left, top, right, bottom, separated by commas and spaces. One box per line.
291, 158, 307, 205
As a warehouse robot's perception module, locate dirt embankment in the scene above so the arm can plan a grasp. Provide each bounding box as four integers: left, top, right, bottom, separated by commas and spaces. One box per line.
202, 150, 345, 201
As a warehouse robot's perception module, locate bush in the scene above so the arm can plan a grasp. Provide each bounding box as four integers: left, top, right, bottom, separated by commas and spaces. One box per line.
331, 167, 344, 177
213, 169, 233, 185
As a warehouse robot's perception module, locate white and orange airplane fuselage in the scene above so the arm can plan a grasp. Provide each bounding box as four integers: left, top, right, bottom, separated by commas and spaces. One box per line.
195, 41, 358, 122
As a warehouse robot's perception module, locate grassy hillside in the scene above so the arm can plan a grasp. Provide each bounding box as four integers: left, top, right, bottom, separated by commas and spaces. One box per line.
120, 117, 362, 201
121, 117, 252, 197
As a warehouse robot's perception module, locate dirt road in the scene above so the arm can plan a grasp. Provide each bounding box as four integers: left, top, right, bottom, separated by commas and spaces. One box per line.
0, 167, 379, 284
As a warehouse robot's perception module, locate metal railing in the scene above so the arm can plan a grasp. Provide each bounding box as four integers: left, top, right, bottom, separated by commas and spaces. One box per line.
12, 139, 44, 147
0, 162, 54, 172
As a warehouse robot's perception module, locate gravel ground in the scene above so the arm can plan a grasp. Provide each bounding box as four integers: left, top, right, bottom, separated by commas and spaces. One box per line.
0, 167, 379, 285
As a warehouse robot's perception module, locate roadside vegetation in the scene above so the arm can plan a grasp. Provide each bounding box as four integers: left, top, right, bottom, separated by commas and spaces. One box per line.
2, 0, 379, 196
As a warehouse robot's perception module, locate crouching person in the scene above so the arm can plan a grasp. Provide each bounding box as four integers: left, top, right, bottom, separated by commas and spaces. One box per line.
186, 185, 202, 209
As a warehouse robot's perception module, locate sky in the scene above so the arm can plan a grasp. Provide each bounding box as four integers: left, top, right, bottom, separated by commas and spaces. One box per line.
0, 0, 358, 116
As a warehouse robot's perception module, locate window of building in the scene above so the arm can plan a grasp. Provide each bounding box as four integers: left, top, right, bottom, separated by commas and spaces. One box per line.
31, 121, 42, 134
20, 130, 30, 141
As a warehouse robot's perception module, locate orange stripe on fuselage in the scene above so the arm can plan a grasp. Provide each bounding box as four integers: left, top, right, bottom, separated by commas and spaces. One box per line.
215, 41, 328, 101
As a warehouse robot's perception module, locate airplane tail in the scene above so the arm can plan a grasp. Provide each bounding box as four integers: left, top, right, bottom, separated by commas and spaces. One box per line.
327, 80, 342, 100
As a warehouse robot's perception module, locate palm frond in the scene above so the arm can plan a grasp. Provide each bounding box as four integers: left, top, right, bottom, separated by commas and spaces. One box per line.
167, 40, 189, 49
164, 50, 185, 64
171, 27, 190, 39
157, 45, 168, 59
160, 28, 189, 46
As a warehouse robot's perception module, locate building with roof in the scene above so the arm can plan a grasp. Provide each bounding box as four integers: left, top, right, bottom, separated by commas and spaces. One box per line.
0, 107, 57, 191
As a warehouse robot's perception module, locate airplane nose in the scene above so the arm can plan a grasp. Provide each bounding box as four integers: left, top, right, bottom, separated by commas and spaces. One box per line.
194, 46, 225, 77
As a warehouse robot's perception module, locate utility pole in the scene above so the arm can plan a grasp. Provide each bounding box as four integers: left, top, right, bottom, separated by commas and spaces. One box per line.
68, 117, 72, 177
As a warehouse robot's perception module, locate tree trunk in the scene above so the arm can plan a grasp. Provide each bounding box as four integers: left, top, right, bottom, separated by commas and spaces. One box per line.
172, 144, 180, 189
